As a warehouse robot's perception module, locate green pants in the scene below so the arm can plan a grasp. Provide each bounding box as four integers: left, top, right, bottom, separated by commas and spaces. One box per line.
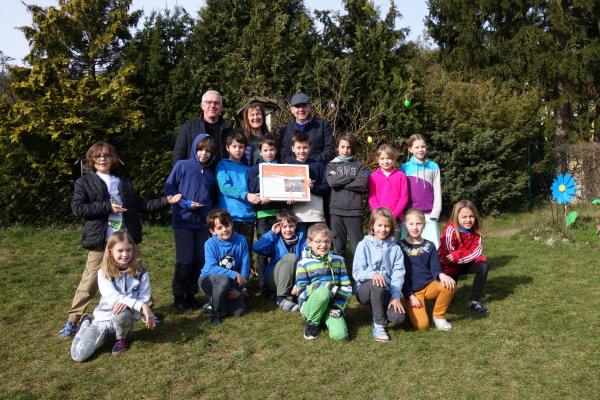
267, 253, 297, 297
302, 286, 348, 341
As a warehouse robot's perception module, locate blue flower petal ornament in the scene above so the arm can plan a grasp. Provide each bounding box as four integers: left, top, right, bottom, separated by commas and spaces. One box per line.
550, 173, 576, 204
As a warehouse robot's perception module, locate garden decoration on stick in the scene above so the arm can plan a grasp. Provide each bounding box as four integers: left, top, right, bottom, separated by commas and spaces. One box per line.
550, 173, 577, 228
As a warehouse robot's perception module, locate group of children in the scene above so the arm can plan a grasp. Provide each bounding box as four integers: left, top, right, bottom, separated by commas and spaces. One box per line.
63, 128, 490, 361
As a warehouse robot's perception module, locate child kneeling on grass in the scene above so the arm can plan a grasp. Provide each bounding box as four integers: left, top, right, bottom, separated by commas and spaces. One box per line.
353, 207, 406, 342
252, 210, 305, 312
71, 232, 156, 361
295, 223, 352, 340
200, 209, 250, 325
400, 208, 456, 331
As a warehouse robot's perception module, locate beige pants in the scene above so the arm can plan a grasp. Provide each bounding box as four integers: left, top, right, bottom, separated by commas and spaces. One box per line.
67, 250, 104, 323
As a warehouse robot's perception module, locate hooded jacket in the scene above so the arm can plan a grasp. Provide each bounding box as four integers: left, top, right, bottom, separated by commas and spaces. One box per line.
326, 157, 370, 216
252, 230, 306, 281
352, 235, 405, 299
216, 158, 255, 222
172, 113, 233, 165
401, 156, 442, 219
164, 134, 216, 229
71, 173, 168, 250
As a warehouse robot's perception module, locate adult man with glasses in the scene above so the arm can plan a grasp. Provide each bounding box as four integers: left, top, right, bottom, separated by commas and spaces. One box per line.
173, 90, 233, 165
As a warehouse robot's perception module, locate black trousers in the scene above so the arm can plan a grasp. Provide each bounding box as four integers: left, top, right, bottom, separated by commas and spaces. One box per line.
200, 274, 246, 317
330, 214, 363, 258
172, 228, 208, 299
452, 261, 489, 302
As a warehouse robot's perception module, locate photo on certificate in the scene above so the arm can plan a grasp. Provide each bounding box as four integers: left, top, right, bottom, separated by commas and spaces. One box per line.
259, 164, 311, 202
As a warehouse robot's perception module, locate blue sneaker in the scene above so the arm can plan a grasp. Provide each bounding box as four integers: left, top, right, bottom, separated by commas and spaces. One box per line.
58, 321, 77, 339
372, 324, 390, 342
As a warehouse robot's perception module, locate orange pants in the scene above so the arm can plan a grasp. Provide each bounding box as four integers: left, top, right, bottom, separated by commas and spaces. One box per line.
406, 280, 456, 330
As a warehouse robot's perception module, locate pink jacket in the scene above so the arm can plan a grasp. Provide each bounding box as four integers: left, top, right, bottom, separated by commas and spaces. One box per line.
368, 168, 409, 219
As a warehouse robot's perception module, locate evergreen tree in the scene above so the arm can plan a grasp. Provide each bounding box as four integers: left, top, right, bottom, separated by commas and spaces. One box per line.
426, 0, 600, 148
0, 0, 143, 224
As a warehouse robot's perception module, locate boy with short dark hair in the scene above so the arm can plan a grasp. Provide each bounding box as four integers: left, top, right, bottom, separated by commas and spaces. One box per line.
247, 135, 288, 289
216, 132, 261, 255
200, 209, 250, 325
288, 131, 329, 233
253, 210, 305, 312
295, 223, 352, 340
164, 134, 217, 311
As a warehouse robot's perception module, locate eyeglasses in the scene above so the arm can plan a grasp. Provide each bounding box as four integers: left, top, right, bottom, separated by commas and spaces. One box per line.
94, 153, 113, 160
312, 240, 331, 245
202, 100, 221, 106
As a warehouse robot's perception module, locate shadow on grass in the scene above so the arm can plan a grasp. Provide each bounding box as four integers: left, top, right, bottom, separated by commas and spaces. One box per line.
487, 254, 517, 270
449, 274, 533, 322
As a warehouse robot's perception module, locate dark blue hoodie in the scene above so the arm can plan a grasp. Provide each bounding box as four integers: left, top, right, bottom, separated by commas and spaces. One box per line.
164, 134, 216, 229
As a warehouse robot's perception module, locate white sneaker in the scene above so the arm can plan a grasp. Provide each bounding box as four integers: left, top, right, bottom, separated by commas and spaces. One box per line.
433, 317, 453, 331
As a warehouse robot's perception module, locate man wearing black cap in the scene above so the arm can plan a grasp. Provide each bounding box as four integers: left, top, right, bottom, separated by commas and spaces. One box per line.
172, 90, 234, 165
277, 93, 335, 164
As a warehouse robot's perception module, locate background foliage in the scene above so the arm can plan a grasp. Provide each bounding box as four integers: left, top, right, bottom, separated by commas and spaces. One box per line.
2, 0, 597, 225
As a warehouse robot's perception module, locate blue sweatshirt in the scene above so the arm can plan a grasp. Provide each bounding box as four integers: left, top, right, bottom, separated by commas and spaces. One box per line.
252, 230, 306, 281
399, 238, 441, 297
216, 158, 255, 222
352, 235, 405, 299
200, 231, 250, 287
164, 134, 216, 229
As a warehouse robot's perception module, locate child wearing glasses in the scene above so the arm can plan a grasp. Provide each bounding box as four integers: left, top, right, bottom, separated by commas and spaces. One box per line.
59, 142, 181, 338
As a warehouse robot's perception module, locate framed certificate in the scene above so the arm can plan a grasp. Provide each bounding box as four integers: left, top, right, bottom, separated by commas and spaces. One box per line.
259, 163, 311, 202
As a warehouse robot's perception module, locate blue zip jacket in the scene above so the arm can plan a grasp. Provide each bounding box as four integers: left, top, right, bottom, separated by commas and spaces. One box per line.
352, 235, 405, 299
252, 230, 306, 281
216, 158, 255, 222
200, 231, 250, 288
164, 134, 216, 229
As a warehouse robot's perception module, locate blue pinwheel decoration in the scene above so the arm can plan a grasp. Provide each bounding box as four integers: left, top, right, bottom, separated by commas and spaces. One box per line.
550, 173, 576, 204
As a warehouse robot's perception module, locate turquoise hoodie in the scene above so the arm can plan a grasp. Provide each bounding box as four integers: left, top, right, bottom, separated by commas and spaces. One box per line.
216, 158, 255, 222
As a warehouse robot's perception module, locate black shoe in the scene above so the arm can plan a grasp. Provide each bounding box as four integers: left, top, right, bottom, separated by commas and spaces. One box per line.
469, 301, 488, 314
174, 301, 191, 312
186, 295, 203, 309
210, 314, 222, 325
303, 322, 319, 340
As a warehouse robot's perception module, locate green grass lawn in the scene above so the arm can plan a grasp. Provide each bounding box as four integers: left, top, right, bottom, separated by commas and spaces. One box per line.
1, 208, 599, 399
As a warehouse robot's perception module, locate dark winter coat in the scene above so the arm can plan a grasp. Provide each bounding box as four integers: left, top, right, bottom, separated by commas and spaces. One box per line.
71, 173, 168, 250
172, 114, 234, 165
277, 117, 335, 164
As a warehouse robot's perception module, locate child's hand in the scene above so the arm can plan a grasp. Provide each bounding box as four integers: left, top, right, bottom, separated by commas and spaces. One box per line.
111, 203, 127, 214
372, 272, 387, 287
236, 273, 247, 287
112, 302, 128, 314
328, 170, 336, 175
329, 309, 341, 318
167, 193, 183, 204
286, 199, 296, 205
141, 304, 156, 330
439, 273, 456, 290
261, 197, 271, 205
388, 298, 405, 314
190, 201, 203, 210
308, 179, 314, 188
446, 254, 455, 262
228, 288, 241, 299
247, 193, 261, 205
291, 285, 298, 296
409, 295, 421, 308
271, 221, 282, 234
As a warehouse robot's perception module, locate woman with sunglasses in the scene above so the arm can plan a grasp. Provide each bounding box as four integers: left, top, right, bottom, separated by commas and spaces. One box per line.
58, 142, 181, 338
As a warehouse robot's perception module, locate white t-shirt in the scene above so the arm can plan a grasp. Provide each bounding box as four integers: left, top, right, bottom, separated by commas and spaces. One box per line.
96, 172, 124, 237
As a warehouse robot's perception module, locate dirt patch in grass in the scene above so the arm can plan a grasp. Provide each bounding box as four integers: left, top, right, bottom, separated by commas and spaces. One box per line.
487, 227, 523, 238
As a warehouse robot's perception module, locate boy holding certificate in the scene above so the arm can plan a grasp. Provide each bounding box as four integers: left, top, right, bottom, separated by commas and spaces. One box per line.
248, 135, 288, 292
288, 131, 329, 234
